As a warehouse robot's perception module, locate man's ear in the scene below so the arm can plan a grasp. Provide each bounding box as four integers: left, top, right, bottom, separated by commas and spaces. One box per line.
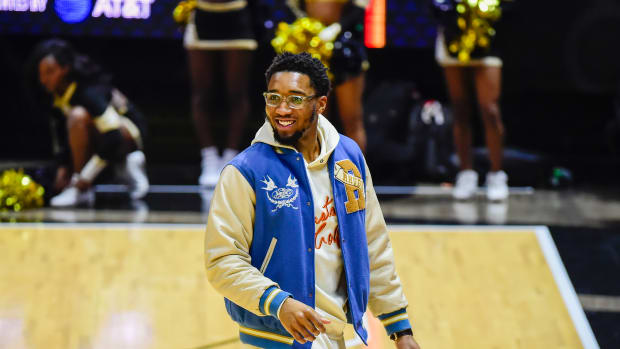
318, 95, 328, 113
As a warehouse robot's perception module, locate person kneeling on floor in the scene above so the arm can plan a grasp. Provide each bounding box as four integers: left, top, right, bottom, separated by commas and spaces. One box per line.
29, 39, 149, 207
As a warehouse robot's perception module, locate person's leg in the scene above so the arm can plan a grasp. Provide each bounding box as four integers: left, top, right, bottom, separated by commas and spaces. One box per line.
444, 66, 474, 170
444, 66, 479, 199
51, 110, 97, 207
334, 74, 367, 153
473, 65, 504, 172
68, 110, 139, 180
66, 108, 96, 174
474, 65, 507, 200
187, 49, 218, 149
188, 49, 222, 186
221, 49, 253, 153
117, 124, 149, 200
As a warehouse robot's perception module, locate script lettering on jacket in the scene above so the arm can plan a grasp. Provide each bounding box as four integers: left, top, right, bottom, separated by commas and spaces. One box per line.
314, 196, 340, 250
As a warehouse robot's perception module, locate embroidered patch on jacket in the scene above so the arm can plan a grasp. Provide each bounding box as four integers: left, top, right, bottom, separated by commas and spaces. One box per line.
334, 160, 365, 214
260, 175, 299, 212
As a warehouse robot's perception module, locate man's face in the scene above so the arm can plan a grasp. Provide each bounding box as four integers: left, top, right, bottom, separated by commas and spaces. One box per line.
265, 71, 326, 146
38, 54, 69, 95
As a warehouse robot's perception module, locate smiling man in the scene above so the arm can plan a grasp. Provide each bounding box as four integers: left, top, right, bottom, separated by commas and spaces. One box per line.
205, 52, 421, 349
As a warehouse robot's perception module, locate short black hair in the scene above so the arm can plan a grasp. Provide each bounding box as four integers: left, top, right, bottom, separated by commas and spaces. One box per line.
265, 52, 331, 97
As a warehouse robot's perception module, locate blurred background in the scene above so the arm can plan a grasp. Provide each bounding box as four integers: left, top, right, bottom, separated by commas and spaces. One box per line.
2, 0, 619, 187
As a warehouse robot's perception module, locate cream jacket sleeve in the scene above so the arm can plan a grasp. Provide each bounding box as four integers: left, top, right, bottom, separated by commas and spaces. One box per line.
364, 161, 410, 316
205, 165, 282, 316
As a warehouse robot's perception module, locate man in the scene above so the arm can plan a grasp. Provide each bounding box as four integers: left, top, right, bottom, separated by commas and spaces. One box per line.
205, 52, 421, 349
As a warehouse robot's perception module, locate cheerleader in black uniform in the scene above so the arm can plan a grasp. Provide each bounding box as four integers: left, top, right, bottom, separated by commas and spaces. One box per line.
433, 0, 509, 201
286, 0, 369, 152
183, 0, 257, 186
31, 39, 149, 207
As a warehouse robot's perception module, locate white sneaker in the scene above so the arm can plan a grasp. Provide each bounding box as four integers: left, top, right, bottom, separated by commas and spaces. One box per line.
125, 150, 150, 200
486, 170, 509, 201
199, 147, 221, 187
453, 169, 478, 200
50, 185, 95, 207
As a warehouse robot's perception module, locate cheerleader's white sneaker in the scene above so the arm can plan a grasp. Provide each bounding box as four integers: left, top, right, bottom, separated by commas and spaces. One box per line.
50, 185, 95, 207
453, 170, 478, 200
199, 146, 221, 187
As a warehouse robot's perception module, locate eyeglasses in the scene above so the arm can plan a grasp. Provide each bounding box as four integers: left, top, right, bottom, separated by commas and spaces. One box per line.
263, 92, 317, 109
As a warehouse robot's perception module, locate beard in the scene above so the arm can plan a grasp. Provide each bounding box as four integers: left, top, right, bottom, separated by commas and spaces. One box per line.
271, 105, 317, 146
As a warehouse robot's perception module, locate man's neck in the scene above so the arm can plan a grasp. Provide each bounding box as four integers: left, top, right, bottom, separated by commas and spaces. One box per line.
296, 128, 320, 163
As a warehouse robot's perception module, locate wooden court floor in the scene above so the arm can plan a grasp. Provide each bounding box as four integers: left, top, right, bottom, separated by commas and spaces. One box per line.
0, 224, 597, 349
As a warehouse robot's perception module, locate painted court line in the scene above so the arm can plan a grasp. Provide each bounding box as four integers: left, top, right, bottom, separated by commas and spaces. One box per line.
390, 225, 600, 349
579, 294, 620, 312
535, 226, 600, 349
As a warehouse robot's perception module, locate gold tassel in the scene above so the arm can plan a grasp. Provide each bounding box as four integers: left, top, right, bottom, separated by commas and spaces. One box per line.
0, 169, 45, 212
271, 17, 335, 80
173, 0, 197, 25
448, 0, 502, 62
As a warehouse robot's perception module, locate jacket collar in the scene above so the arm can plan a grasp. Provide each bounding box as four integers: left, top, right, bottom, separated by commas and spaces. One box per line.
252, 114, 340, 169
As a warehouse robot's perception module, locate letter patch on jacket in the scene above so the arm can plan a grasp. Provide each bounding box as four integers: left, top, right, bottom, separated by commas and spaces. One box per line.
334, 160, 365, 214
260, 174, 299, 212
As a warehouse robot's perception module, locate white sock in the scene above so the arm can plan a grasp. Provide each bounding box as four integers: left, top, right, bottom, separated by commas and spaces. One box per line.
80, 155, 108, 183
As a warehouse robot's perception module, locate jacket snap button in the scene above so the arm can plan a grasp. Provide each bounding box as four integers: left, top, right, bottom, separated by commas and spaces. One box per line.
296, 157, 300, 161
306, 202, 310, 206
308, 248, 312, 252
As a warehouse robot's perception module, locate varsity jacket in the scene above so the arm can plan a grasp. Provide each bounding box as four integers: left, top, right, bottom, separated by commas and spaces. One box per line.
205, 115, 411, 348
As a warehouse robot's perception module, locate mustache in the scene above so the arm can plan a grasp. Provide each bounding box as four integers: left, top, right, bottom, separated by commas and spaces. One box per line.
264, 104, 317, 123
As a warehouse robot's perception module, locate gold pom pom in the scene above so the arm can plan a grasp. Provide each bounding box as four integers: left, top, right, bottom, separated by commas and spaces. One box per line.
173, 0, 196, 25
0, 169, 45, 212
271, 17, 335, 80
448, 0, 502, 63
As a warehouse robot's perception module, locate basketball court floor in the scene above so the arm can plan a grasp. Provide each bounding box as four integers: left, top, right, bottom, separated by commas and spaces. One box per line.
0, 186, 618, 349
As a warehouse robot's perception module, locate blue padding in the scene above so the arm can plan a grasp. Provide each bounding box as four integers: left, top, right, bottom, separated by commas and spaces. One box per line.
384, 318, 412, 336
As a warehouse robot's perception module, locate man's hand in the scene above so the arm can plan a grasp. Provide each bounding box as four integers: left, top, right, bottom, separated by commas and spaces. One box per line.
278, 298, 330, 344
394, 334, 421, 349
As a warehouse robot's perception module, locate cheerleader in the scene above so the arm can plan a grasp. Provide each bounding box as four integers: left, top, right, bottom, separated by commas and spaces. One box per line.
433, 0, 509, 201
183, 0, 257, 186
30, 39, 149, 207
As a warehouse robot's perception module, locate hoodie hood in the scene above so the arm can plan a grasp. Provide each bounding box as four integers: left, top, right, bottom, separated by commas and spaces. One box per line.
252, 114, 340, 169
